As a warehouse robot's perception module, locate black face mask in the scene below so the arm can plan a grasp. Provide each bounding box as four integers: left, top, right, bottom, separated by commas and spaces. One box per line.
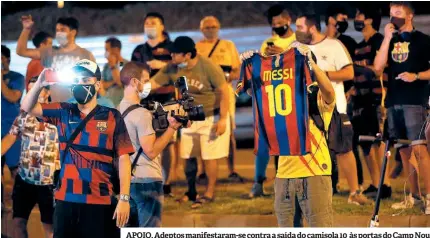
354, 21, 365, 32
336, 21, 349, 34
391, 17, 406, 30
72, 83, 96, 104
273, 25, 289, 36
296, 31, 313, 45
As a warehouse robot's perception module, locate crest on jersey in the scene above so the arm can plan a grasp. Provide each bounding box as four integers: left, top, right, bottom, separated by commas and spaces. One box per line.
391, 42, 410, 63
96, 121, 108, 132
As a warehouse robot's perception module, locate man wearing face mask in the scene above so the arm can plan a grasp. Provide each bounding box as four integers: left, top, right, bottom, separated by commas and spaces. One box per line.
17, 16, 96, 103
295, 14, 372, 206
196, 16, 243, 183
21, 59, 134, 237
101, 37, 128, 108
118, 62, 184, 227
2, 77, 57, 238
352, 6, 393, 200
374, 2, 430, 214
131, 12, 178, 197
146, 36, 230, 209
260, 4, 296, 56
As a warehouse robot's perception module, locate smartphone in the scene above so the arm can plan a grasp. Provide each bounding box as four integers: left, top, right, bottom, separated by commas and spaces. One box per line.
267, 41, 274, 47
45, 70, 59, 83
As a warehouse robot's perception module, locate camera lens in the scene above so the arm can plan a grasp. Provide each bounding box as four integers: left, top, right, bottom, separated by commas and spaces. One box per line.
188, 105, 205, 121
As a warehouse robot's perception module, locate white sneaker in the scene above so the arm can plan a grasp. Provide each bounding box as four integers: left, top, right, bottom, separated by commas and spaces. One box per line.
425, 194, 430, 215
391, 194, 424, 210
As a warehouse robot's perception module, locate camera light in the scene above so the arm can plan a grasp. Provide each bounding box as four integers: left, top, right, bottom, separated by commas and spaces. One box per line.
56, 68, 77, 85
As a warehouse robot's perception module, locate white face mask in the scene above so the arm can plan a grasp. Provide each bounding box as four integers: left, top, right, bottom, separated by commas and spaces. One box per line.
177, 61, 188, 69
104, 51, 109, 58
144, 27, 158, 39
55, 32, 68, 47
136, 80, 151, 99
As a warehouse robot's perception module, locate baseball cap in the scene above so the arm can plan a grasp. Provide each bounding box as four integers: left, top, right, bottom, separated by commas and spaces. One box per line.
169, 36, 196, 54
71, 59, 101, 80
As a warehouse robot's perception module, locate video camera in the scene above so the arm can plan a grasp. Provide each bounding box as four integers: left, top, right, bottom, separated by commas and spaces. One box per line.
148, 76, 205, 131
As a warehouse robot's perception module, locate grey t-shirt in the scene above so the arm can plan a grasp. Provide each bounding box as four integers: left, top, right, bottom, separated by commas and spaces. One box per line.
41, 46, 96, 102
152, 55, 226, 117
118, 100, 162, 183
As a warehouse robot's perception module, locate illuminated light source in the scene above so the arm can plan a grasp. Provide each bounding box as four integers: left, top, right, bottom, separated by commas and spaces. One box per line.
56, 68, 76, 85
58, 1, 64, 9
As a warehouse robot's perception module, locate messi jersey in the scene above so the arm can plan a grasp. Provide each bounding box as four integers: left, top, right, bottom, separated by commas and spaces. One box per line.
236, 48, 313, 156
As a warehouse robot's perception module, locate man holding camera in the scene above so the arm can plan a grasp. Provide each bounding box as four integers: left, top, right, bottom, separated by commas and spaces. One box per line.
144, 36, 230, 208
21, 59, 133, 237
118, 62, 184, 227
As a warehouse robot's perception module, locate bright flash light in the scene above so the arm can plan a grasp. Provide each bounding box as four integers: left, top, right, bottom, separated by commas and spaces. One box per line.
58, 1, 64, 8
56, 68, 77, 85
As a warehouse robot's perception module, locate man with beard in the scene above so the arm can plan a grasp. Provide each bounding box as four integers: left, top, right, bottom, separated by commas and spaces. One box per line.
295, 14, 371, 206
196, 16, 243, 183
21, 59, 133, 237
17, 16, 95, 103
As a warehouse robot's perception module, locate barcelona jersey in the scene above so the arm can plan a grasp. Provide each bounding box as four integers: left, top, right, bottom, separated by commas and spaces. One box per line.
236, 48, 313, 156
41, 103, 135, 205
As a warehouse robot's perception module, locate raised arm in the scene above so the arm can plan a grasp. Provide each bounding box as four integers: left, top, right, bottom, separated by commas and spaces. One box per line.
16, 15, 41, 59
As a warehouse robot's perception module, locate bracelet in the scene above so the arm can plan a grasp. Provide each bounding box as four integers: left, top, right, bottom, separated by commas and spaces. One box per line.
119, 194, 130, 202
415, 73, 420, 80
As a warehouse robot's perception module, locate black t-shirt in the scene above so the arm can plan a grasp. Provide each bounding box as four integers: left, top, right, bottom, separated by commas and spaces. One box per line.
338, 34, 357, 92
352, 32, 386, 109
385, 30, 430, 107
131, 38, 175, 104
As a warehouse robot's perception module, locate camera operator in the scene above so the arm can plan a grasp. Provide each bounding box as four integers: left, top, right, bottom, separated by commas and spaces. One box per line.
21, 59, 134, 237
17, 16, 95, 102
118, 62, 185, 227
144, 36, 230, 209
374, 2, 430, 213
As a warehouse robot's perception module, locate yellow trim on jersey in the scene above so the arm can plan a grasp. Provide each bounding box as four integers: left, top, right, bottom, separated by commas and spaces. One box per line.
276, 91, 335, 179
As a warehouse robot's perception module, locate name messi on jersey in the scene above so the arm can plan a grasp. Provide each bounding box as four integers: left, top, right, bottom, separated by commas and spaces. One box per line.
263, 68, 294, 82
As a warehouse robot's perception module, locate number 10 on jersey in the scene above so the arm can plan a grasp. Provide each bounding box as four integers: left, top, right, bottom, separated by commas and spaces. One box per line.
265, 84, 292, 117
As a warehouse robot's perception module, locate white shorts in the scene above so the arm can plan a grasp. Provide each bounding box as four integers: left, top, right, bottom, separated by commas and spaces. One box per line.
180, 114, 231, 160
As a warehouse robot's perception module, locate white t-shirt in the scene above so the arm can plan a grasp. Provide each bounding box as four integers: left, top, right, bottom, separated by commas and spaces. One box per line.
308, 37, 352, 114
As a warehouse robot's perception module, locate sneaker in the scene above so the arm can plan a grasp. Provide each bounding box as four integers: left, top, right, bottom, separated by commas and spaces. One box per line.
379, 184, 392, 200
425, 194, 430, 215
391, 194, 424, 210
228, 172, 244, 183
363, 185, 378, 197
348, 193, 373, 206
249, 183, 265, 198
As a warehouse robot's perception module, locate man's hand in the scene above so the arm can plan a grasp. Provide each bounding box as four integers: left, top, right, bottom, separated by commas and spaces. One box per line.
168, 116, 183, 130
384, 23, 396, 40
147, 60, 167, 70
38, 68, 57, 88
112, 200, 130, 228
346, 87, 357, 103
214, 118, 227, 136
296, 44, 312, 59
397, 72, 418, 83
265, 45, 284, 56
239, 50, 258, 63
21, 15, 34, 30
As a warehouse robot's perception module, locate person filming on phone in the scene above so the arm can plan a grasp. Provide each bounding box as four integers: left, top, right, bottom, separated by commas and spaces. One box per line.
20, 59, 134, 237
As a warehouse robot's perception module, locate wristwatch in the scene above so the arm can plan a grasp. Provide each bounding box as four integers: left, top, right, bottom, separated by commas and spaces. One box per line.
415, 73, 420, 80
119, 194, 130, 202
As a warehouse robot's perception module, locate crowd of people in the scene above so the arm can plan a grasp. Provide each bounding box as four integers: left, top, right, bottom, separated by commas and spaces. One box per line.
1, 1, 429, 235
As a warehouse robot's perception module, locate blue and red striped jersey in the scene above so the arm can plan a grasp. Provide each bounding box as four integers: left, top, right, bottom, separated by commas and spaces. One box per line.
41, 103, 135, 205
236, 48, 313, 156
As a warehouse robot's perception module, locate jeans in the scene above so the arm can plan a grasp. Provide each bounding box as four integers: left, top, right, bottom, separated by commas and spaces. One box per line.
129, 182, 163, 227
274, 176, 333, 227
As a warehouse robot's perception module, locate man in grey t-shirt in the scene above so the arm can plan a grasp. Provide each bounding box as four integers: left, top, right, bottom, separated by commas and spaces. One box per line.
17, 16, 95, 102
118, 62, 183, 227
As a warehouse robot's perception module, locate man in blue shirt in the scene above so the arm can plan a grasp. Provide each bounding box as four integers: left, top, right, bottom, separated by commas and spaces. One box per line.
1, 45, 25, 210
2, 45, 25, 170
